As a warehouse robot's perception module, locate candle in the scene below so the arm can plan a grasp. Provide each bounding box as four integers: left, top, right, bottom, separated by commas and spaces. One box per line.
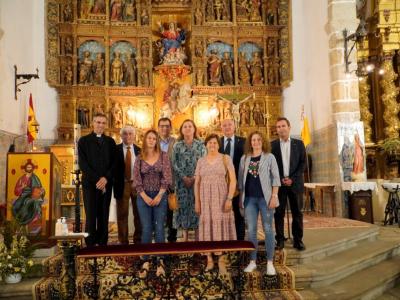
73, 124, 81, 171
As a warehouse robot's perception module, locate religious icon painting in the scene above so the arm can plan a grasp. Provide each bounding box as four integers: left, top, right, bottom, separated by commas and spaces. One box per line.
6, 153, 62, 246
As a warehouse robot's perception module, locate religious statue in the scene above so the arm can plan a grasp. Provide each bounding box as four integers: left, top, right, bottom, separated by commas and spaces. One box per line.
249, 0, 261, 21
266, 0, 278, 25
93, 103, 105, 115
141, 8, 149, 25
64, 36, 73, 55
162, 47, 187, 65
156, 21, 186, 62
214, 0, 224, 21
238, 52, 251, 85
195, 40, 204, 58
194, 6, 203, 25
352, 133, 365, 175
250, 52, 263, 85
206, 0, 214, 21
140, 39, 150, 58
141, 69, 150, 87
162, 82, 180, 116
93, 52, 104, 85
124, 53, 137, 86
252, 102, 264, 125
79, 50, 94, 85
267, 58, 280, 85
110, 0, 123, 21
123, 0, 136, 22
64, 65, 73, 85
77, 106, 90, 128
91, 0, 106, 14
110, 51, 124, 86
207, 49, 221, 86
110, 102, 123, 128
126, 105, 136, 125
221, 51, 234, 85
196, 69, 204, 85
340, 136, 354, 182
63, 4, 73, 22
12, 161, 45, 227
240, 103, 250, 126
236, 0, 248, 19
80, 0, 90, 18
267, 38, 276, 57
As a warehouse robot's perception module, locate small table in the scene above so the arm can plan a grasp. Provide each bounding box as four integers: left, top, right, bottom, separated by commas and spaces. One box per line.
381, 183, 400, 227
342, 182, 377, 224
304, 183, 336, 216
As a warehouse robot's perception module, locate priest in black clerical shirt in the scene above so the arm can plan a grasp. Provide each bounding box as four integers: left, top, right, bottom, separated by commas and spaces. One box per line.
78, 113, 116, 247
219, 119, 246, 240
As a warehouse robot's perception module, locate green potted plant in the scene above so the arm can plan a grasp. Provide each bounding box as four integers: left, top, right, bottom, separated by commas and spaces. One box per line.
0, 221, 34, 284
380, 137, 400, 161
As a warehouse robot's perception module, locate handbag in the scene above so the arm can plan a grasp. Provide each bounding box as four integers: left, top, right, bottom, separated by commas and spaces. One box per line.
168, 192, 178, 210
222, 154, 239, 197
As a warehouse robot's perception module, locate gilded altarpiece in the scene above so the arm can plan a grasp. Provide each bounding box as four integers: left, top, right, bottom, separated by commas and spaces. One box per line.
46, 0, 292, 177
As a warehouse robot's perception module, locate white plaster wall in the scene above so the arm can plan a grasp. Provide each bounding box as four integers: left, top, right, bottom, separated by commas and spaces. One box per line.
283, 0, 332, 134
0, 0, 58, 139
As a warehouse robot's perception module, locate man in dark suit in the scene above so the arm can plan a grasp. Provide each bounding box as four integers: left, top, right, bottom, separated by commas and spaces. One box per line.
271, 117, 306, 251
113, 126, 141, 245
219, 118, 246, 240
78, 113, 116, 247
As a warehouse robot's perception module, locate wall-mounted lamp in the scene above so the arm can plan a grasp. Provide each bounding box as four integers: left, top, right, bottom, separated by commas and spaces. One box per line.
14, 65, 39, 100
343, 20, 368, 74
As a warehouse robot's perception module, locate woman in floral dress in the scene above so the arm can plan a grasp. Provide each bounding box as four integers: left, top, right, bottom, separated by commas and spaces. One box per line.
172, 120, 206, 241
194, 134, 237, 274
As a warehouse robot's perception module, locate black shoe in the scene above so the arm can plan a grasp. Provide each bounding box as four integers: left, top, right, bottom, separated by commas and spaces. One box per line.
275, 240, 284, 250
293, 240, 306, 251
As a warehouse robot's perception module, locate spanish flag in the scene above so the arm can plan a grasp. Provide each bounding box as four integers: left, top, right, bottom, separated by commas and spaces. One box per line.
301, 116, 311, 148
27, 94, 37, 143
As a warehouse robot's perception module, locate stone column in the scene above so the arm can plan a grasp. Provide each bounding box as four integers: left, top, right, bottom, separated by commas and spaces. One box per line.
327, 0, 360, 123
325, 0, 360, 217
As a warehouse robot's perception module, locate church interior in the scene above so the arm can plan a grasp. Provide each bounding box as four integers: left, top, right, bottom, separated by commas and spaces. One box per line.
0, 0, 400, 299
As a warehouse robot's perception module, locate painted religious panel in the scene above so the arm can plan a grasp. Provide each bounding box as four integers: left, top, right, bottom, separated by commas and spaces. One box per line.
6, 153, 62, 246
337, 122, 367, 182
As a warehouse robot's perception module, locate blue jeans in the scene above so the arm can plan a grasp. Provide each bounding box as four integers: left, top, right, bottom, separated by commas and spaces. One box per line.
137, 191, 168, 244
244, 196, 275, 261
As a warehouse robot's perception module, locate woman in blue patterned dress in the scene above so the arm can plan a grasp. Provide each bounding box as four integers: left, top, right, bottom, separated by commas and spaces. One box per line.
172, 119, 206, 241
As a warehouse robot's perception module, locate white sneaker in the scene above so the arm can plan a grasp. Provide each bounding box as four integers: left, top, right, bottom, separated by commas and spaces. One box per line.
244, 261, 257, 273
266, 262, 276, 276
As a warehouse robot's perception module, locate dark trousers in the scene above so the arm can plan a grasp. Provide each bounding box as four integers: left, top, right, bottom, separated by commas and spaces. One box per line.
83, 184, 112, 247
274, 186, 304, 243
166, 206, 177, 242
233, 195, 245, 241
116, 182, 141, 244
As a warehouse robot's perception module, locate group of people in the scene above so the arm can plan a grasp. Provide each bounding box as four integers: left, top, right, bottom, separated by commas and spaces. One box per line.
78, 113, 306, 276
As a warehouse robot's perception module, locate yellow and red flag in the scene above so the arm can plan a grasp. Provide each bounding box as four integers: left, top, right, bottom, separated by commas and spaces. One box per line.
27, 94, 38, 143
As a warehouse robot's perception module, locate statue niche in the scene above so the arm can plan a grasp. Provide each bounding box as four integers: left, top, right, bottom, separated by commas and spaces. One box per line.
78, 41, 105, 86
206, 0, 231, 22
110, 0, 136, 22
236, 0, 262, 22
110, 41, 137, 86
238, 42, 264, 86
